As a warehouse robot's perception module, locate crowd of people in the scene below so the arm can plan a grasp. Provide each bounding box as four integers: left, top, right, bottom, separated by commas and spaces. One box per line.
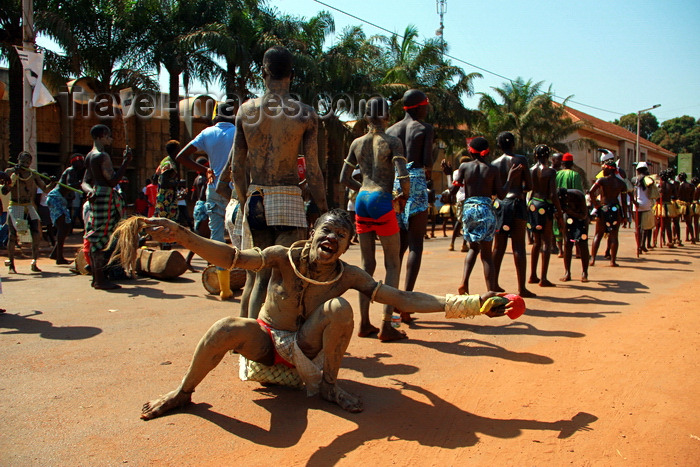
1, 45, 697, 419
436, 142, 699, 294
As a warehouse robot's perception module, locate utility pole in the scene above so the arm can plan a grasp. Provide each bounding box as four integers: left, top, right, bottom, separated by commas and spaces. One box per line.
22, 0, 37, 169
436, 0, 446, 52
635, 104, 660, 164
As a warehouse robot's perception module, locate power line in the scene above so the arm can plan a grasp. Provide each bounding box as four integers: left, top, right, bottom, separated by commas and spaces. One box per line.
312, 0, 624, 116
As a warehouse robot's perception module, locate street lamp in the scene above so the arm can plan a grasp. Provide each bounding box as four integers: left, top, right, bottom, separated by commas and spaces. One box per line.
636, 104, 660, 163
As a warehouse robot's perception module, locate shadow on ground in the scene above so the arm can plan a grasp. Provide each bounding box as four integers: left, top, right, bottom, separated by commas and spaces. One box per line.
171, 380, 598, 466
0, 310, 102, 340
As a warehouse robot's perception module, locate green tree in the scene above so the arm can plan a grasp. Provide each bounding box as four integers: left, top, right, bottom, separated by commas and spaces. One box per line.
0, 0, 24, 159
651, 116, 700, 177
377, 25, 481, 152
40, 0, 156, 95
139, 0, 227, 140
613, 112, 659, 140
477, 77, 583, 157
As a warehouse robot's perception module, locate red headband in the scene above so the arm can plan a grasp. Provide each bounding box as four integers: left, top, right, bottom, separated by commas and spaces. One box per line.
70, 155, 84, 164
403, 98, 429, 111
469, 146, 490, 157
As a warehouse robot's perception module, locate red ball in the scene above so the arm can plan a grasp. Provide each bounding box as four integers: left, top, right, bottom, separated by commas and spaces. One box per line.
504, 294, 526, 319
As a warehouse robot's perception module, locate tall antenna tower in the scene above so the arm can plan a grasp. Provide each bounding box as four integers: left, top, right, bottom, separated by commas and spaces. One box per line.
436, 0, 446, 47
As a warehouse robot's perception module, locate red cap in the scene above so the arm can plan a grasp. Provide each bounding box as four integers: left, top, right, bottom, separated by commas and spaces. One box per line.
562, 153, 574, 162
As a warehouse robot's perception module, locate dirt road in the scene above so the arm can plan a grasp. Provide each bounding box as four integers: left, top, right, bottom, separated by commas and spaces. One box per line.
1, 228, 699, 465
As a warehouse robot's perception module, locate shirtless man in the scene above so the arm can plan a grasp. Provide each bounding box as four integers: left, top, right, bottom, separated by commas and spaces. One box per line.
655, 170, 678, 248
549, 152, 564, 255
222, 46, 328, 319
138, 210, 513, 420
340, 97, 409, 342
557, 188, 590, 282
386, 89, 434, 322
588, 154, 627, 266
450, 137, 519, 294
527, 144, 564, 288
82, 124, 132, 289
1, 152, 55, 273
491, 131, 535, 297
676, 172, 695, 244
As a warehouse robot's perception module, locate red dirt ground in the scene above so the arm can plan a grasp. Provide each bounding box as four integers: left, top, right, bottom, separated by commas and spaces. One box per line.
1, 228, 699, 465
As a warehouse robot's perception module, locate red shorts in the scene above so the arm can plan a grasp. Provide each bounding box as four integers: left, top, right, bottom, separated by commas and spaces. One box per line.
256, 319, 295, 368
355, 210, 400, 237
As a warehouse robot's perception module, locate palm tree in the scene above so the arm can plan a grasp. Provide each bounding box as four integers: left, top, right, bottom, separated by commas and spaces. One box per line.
40, 0, 156, 93
377, 25, 482, 152
477, 77, 583, 157
138, 0, 228, 140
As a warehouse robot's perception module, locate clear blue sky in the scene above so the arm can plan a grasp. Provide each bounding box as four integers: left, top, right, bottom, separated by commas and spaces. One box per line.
266, 0, 700, 123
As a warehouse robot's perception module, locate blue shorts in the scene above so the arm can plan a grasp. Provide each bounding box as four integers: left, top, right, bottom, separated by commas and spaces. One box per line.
393, 163, 428, 229
355, 190, 394, 219
462, 196, 496, 243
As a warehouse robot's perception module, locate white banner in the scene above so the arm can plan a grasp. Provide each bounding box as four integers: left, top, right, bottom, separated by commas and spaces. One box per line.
14, 46, 55, 107
119, 87, 135, 118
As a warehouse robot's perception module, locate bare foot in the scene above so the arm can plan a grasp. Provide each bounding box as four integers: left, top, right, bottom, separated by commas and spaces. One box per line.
557, 252, 564, 258
141, 389, 192, 420
55, 258, 71, 265
460, 244, 468, 252
448, 245, 454, 251
492, 285, 505, 293
320, 380, 363, 413
539, 279, 556, 287
457, 285, 468, 295
399, 311, 414, 324
379, 321, 408, 342
519, 288, 537, 298
610, 262, 619, 267
357, 323, 379, 338
30, 263, 41, 273
581, 274, 589, 283
589, 258, 596, 266
560, 274, 571, 282
528, 276, 539, 284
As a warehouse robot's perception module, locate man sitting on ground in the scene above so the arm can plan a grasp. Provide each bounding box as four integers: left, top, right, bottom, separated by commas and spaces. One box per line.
136, 210, 515, 419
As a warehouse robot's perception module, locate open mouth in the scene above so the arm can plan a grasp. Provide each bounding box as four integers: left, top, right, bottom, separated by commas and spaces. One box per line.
319, 241, 336, 255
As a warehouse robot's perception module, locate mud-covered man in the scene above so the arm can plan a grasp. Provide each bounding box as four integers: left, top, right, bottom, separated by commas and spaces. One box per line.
138, 210, 513, 420
223, 46, 328, 318
340, 97, 409, 342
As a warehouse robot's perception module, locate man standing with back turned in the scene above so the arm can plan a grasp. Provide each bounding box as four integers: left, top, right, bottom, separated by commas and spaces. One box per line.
386, 89, 434, 323
491, 131, 535, 298
223, 46, 328, 318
